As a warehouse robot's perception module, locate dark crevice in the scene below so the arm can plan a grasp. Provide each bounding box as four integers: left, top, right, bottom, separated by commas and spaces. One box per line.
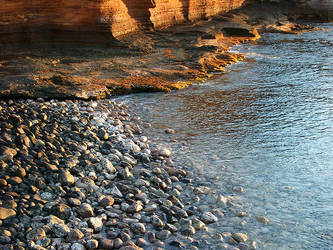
121, 0, 156, 30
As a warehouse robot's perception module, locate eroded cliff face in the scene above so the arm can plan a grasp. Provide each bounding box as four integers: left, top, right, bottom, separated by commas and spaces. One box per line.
0, 0, 247, 45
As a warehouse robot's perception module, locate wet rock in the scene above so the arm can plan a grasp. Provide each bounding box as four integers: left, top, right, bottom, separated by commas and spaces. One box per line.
255, 215, 269, 225
155, 230, 171, 240
169, 240, 184, 248
232, 232, 248, 243
165, 128, 175, 134
136, 238, 148, 247
0, 236, 11, 244
200, 211, 218, 224
216, 194, 228, 208
192, 218, 206, 230
159, 148, 171, 157
181, 225, 196, 236
232, 186, 244, 193
8, 176, 22, 185
127, 201, 143, 213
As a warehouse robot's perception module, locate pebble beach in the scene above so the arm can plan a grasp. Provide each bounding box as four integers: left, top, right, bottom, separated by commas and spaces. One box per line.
0, 98, 252, 250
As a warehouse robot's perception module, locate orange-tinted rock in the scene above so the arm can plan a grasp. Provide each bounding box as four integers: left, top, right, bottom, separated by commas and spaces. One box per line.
0, 0, 247, 45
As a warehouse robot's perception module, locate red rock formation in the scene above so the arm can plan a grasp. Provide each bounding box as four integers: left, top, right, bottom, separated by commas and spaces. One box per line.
0, 0, 247, 45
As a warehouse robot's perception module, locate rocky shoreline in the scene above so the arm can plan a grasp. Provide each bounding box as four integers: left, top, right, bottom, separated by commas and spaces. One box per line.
0, 98, 255, 250
0, 1, 318, 100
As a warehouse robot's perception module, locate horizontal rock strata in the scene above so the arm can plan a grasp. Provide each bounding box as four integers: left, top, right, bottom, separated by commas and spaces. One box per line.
0, 0, 247, 45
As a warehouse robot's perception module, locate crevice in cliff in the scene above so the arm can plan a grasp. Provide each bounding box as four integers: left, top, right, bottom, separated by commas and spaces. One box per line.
121, 0, 156, 30
181, 0, 190, 21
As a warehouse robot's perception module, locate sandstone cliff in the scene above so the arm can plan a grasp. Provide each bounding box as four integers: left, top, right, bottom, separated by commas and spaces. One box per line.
0, 0, 247, 45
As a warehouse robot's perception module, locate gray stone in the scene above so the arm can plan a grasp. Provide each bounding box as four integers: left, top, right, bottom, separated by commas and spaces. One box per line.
216, 194, 228, 208
78, 203, 94, 218
46, 215, 70, 238
127, 202, 143, 213
26, 228, 46, 241
181, 225, 196, 236
136, 238, 148, 247
232, 232, 248, 243
66, 228, 84, 242
86, 239, 99, 249
52, 223, 70, 238
59, 171, 75, 186
99, 196, 115, 207
192, 218, 205, 230
71, 243, 86, 250
36, 238, 51, 248
99, 238, 114, 249
51, 203, 72, 220
110, 185, 123, 197
155, 230, 171, 240
89, 217, 103, 232
114, 238, 123, 248
200, 211, 218, 224
151, 215, 164, 228
159, 148, 171, 157
130, 223, 146, 234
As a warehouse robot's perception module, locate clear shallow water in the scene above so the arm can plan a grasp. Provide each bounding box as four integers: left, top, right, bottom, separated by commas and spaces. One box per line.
123, 24, 333, 249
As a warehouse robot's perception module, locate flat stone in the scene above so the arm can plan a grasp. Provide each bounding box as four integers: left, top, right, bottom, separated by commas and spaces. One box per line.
232, 232, 248, 243
200, 211, 218, 224
0, 207, 16, 220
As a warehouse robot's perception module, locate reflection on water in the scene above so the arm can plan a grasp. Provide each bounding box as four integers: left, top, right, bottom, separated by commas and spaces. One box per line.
124, 24, 333, 249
